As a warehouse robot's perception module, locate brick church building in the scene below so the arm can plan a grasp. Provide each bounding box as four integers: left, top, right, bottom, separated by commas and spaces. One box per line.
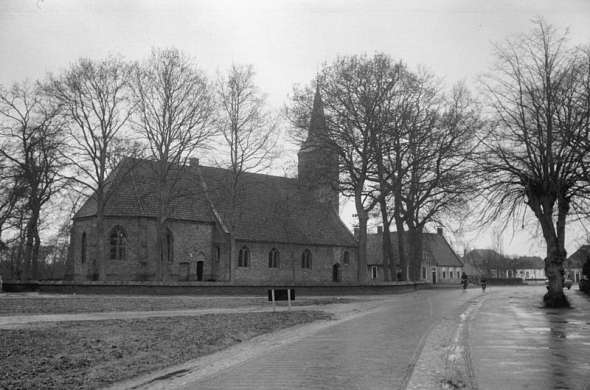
68, 89, 358, 283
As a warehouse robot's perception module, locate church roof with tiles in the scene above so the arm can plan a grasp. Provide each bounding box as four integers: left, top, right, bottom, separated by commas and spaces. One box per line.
75, 158, 356, 248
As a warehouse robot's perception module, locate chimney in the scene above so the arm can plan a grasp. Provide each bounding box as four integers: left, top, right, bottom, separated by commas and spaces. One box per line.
190, 158, 199, 167
437, 227, 443, 236
377, 226, 383, 234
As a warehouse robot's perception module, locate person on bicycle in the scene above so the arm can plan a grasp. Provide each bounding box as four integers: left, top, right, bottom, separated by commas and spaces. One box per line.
461, 272, 468, 289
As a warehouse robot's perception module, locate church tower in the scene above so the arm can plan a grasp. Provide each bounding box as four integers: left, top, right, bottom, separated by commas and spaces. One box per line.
297, 86, 339, 214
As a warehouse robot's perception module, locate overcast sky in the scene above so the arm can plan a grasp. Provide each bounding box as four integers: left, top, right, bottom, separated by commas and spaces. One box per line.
2, 0, 590, 256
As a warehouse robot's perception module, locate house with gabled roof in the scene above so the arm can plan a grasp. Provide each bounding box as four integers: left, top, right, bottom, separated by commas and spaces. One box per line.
366, 228, 463, 283
68, 88, 358, 283
564, 245, 589, 283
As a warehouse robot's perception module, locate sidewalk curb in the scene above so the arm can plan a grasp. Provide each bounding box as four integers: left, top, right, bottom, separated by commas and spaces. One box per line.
405, 294, 485, 390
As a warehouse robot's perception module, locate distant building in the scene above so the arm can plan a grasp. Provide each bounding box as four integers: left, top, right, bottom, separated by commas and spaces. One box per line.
68, 88, 358, 283
511, 256, 545, 280
564, 245, 589, 283
366, 228, 463, 284
462, 249, 545, 280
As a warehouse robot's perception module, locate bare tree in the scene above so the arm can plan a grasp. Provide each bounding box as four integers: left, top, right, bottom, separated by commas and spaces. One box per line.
396, 79, 481, 281
479, 20, 590, 307
215, 64, 278, 226
45, 57, 133, 280
318, 54, 405, 283
131, 48, 216, 280
215, 64, 278, 280
0, 82, 66, 280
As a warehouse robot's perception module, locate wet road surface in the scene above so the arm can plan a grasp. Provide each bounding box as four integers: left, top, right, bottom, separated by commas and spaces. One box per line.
469, 286, 590, 390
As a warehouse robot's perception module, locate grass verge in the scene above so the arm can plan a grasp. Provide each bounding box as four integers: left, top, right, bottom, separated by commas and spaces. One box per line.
0, 295, 352, 315
0, 311, 330, 389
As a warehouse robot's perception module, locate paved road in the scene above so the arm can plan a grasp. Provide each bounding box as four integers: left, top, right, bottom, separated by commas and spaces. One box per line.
128, 288, 480, 390
469, 286, 590, 390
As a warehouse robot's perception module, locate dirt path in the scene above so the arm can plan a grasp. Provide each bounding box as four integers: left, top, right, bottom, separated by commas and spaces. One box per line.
0, 296, 387, 329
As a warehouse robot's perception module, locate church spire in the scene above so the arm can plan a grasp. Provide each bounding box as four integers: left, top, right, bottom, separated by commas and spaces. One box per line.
297, 82, 339, 214
303, 83, 327, 148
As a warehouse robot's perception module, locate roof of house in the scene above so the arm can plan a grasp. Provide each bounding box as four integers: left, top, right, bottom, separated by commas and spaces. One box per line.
512, 256, 545, 269
75, 158, 356, 247
565, 245, 590, 268
366, 231, 463, 267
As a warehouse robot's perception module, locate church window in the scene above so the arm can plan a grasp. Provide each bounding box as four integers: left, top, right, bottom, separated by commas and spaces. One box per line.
166, 228, 174, 263
422, 266, 426, 280
81, 232, 87, 264
268, 248, 280, 268
301, 249, 312, 269
442, 271, 446, 279
110, 226, 127, 260
342, 251, 350, 265
238, 246, 250, 267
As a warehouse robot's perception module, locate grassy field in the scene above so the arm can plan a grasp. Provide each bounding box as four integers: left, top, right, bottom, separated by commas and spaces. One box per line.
0, 294, 352, 315
0, 311, 330, 389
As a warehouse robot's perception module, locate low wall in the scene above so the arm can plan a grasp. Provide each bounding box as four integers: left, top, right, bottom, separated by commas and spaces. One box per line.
1, 280, 430, 296
487, 278, 526, 285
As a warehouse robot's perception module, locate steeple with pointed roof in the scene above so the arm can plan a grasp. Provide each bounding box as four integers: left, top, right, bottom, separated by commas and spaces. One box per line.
297, 85, 339, 214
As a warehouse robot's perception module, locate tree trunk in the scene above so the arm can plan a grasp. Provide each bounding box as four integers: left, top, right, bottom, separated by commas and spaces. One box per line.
155, 222, 165, 281
355, 193, 368, 283
529, 195, 569, 307
95, 189, 106, 281
543, 202, 569, 307
23, 212, 37, 280
378, 197, 391, 281
32, 221, 40, 280
407, 225, 424, 281
544, 243, 568, 307
394, 215, 407, 281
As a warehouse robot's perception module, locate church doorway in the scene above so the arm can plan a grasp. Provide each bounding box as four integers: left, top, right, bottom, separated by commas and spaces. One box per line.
196, 261, 204, 281
332, 263, 341, 282
432, 269, 437, 284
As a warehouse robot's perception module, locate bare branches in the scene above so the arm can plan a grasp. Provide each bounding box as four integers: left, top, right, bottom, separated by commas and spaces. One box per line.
130, 48, 216, 280
478, 19, 590, 306
44, 56, 133, 280
0, 81, 67, 279
215, 64, 279, 177
132, 48, 215, 168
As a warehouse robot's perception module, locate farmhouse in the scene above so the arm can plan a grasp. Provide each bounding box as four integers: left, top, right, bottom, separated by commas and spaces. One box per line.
68, 89, 358, 283
564, 245, 589, 283
366, 228, 463, 284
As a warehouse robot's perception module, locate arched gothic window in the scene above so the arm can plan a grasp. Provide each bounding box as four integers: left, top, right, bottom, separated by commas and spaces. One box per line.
301, 249, 312, 269
81, 232, 87, 264
268, 248, 280, 268
109, 225, 127, 260
238, 246, 250, 267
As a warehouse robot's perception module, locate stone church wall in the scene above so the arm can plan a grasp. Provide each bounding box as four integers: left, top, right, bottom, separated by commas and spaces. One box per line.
232, 241, 357, 283
70, 217, 215, 281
